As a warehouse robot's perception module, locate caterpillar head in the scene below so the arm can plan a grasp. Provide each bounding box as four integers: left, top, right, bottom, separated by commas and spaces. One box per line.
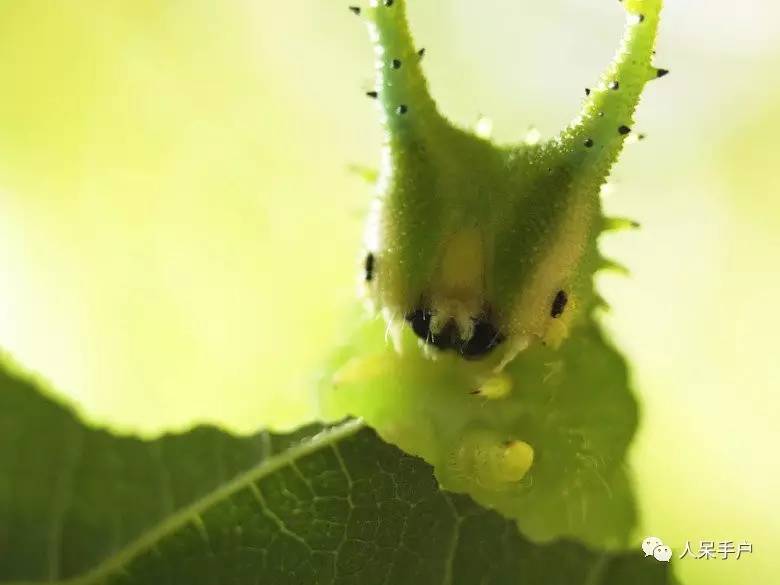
355, 0, 664, 369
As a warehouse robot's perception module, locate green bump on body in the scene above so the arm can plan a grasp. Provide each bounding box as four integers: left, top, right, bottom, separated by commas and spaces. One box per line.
325, 0, 665, 548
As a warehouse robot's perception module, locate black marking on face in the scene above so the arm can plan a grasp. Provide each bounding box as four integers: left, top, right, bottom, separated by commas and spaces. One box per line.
364, 253, 375, 282
618, 125, 631, 135
585, 88, 591, 96
396, 104, 408, 115
636, 14, 645, 22
348, 6, 361, 15
404, 308, 504, 359
405, 309, 434, 344
656, 68, 669, 78
584, 138, 594, 148
608, 80, 620, 90
551, 290, 568, 318
460, 319, 505, 359
384, 0, 394, 6
417, 48, 426, 59
391, 59, 402, 69
366, 90, 378, 99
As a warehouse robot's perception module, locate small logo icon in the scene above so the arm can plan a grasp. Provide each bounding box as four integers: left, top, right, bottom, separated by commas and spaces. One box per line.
642, 536, 672, 562
653, 544, 673, 562
642, 536, 664, 557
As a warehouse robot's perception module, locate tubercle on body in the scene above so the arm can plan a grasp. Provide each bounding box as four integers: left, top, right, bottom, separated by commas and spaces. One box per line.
350, 0, 665, 377
448, 429, 535, 491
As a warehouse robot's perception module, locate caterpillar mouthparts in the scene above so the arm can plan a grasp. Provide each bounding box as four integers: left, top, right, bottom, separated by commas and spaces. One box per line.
405, 307, 505, 359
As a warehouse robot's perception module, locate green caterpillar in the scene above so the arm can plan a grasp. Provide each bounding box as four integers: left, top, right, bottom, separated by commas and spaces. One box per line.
321, 0, 665, 547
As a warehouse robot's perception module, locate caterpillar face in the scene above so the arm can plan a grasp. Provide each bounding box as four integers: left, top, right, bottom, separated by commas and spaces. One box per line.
355, 0, 664, 370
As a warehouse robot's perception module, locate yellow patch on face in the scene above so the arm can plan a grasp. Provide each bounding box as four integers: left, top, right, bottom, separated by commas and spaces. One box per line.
429, 228, 486, 335
432, 228, 484, 302
542, 318, 570, 350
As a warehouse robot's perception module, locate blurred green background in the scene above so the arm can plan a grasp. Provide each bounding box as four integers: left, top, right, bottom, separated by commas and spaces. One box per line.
0, 1, 777, 583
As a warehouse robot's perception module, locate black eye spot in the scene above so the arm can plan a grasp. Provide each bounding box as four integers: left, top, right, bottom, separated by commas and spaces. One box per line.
618, 125, 631, 135
551, 290, 568, 318
417, 47, 426, 59
364, 253, 375, 282
384, 0, 394, 6
391, 59, 402, 69
656, 68, 669, 78
396, 104, 408, 115
459, 319, 505, 359
584, 138, 594, 148
405, 309, 452, 350
348, 6, 361, 15
608, 80, 620, 90
585, 87, 591, 96
405, 309, 432, 343
365, 90, 378, 99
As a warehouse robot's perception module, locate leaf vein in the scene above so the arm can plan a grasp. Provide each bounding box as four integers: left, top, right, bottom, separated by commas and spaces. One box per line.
47, 420, 85, 581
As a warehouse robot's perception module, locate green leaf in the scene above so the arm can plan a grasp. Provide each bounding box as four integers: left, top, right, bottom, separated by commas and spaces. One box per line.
0, 359, 676, 584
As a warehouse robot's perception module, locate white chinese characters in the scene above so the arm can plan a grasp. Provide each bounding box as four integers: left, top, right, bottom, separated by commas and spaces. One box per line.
679, 540, 753, 560
644, 537, 754, 562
